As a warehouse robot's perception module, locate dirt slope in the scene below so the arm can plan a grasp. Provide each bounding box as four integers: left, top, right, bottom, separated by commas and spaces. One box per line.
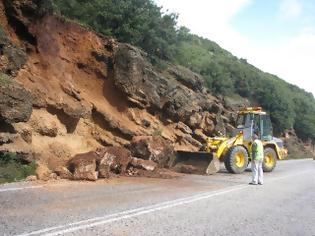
0, 0, 251, 175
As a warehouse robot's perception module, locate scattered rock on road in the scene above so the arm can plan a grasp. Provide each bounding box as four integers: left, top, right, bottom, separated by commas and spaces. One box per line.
68, 151, 98, 181
96, 146, 132, 175
54, 167, 73, 179
25, 175, 37, 182
129, 136, 174, 168
131, 157, 157, 171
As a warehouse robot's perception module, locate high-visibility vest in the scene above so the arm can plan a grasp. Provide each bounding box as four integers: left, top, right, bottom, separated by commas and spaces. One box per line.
251, 139, 264, 161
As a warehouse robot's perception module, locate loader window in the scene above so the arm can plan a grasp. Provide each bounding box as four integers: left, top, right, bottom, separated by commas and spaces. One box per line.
261, 114, 272, 141
236, 114, 252, 128
253, 114, 260, 134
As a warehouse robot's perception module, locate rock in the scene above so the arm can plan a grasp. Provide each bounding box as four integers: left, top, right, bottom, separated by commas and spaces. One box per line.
162, 86, 205, 123
178, 135, 203, 150
209, 102, 223, 114
54, 101, 92, 120
167, 65, 205, 92
131, 157, 158, 171
0, 28, 27, 75
25, 175, 37, 182
199, 112, 215, 136
12, 123, 32, 143
61, 81, 82, 101
214, 114, 226, 136
176, 122, 192, 135
3, 0, 53, 28
97, 152, 116, 178
114, 44, 207, 121
28, 109, 66, 137
141, 119, 151, 128
68, 151, 98, 181
193, 129, 208, 143
130, 136, 174, 168
187, 113, 203, 129
55, 167, 73, 179
96, 147, 132, 175
36, 163, 52, 181
0, 78, 33, 123
114, 44, 161, 108
0, 133, 18, 144
49, 173, 58, 180
92, 107, 134, 140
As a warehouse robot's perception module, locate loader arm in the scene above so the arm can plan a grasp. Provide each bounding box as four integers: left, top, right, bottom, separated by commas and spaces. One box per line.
206, 132, 244, 160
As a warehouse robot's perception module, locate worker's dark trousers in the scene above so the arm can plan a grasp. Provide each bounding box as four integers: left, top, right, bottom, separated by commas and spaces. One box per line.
251, 159, 263, 184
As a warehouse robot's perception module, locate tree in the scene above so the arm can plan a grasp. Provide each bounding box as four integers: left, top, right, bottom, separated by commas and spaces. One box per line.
54, 0, 178, 60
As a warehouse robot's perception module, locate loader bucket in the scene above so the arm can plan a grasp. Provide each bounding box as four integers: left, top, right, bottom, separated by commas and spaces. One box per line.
171, 151, 220, 175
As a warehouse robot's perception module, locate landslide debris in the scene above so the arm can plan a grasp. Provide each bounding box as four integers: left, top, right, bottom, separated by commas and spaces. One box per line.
0, 0, 250, 182
65, 144, 176, 181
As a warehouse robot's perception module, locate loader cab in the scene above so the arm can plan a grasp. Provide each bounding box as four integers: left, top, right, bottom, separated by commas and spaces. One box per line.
235, 110, 273, 141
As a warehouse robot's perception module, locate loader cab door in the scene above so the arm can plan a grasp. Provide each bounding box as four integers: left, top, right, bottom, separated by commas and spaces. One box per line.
236, 113, 254, 141
260, 114, 273, 141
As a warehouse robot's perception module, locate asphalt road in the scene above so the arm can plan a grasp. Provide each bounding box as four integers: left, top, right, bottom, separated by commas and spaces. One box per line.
0, 159, 314, 236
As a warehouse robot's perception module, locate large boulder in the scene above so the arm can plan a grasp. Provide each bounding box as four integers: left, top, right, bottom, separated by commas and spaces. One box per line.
97, 152, 116, 178
0, 76, 33, 123
114, 44, 163, 108
0, 28, 27, 75
68, 151, 98, 181
36, 163, 52, 181
199, 112, 215, 136
129, 136, 175, 168
167, 65, 205, 92
113, 44, 211, 124
96, 146, 132, 175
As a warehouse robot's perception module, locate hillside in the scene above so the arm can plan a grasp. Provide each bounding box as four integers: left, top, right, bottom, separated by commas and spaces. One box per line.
0, 0, 240, 181
0, 0, 314, 182
54, 0, 315, 142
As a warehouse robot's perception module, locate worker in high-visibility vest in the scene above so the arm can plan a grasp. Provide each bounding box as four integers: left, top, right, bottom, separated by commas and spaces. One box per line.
250, 131, 264, 185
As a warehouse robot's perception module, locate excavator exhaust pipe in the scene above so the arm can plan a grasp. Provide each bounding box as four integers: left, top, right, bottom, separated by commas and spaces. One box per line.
171, 151, 221, 175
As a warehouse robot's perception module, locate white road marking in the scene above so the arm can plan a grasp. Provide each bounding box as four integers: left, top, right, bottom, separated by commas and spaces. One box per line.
18, 184, 248, 236
0, 185, 43, 193
15, 169, 314, 236
0, 182, 85, 193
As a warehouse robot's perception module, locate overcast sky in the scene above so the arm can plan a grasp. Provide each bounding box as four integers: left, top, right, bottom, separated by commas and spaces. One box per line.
155, 0, 315, 97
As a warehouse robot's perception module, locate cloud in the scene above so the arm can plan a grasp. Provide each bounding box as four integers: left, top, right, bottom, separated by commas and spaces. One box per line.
154, 0, 315, 96
155, 0, 251, 35
155, 0, 252, 58
279, 0, 302, 21
252, 29, 315, 96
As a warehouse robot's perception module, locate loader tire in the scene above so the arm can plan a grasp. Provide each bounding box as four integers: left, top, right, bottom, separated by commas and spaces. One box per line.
263, 147, 277, 172
224, 146, 249, 174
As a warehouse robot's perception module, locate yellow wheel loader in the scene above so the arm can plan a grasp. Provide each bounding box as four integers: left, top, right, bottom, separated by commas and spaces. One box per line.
172, 107, 288, 175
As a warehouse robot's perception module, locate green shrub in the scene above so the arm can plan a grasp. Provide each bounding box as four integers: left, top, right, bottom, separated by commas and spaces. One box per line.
0, 152, 37, 184
0, 73, 11, 86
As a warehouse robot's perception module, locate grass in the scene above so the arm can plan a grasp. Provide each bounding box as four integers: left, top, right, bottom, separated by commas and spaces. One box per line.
0, 152, 37, 184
